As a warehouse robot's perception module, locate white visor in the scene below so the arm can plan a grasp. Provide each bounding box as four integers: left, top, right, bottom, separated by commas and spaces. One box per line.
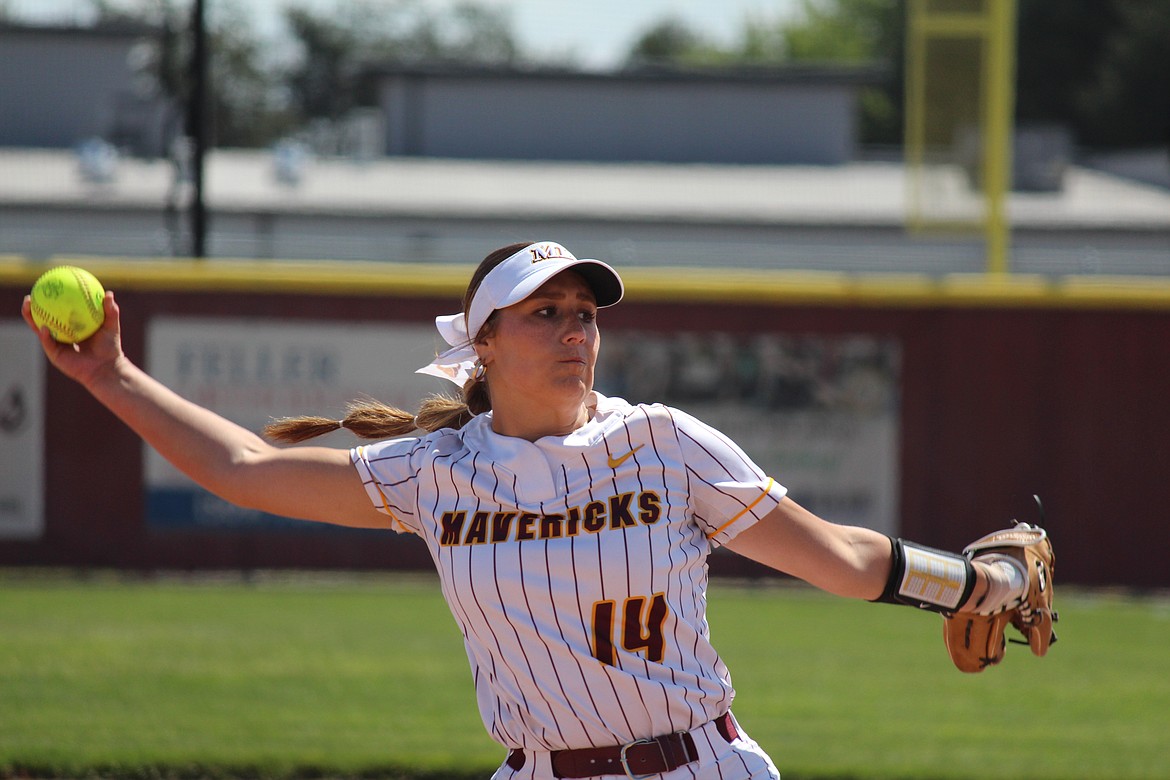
416, 241, 624, 386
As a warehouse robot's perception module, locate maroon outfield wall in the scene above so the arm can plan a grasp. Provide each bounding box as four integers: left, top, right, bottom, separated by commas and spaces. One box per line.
2, 259, 1168, 588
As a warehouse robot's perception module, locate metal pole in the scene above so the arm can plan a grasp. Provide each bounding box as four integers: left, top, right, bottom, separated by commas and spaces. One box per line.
983, 0, 1017, 274
904, 0, 926, 232
188, 0, 208, 258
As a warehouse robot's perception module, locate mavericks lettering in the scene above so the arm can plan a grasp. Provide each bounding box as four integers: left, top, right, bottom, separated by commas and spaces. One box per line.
439, 491, 662, 547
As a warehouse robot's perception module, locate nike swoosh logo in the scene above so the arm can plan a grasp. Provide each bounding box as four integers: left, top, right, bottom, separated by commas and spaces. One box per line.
607, 445, 644, 469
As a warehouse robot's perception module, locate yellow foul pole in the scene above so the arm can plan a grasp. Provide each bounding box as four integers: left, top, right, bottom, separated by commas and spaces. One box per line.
983, 0, 1018, 274
904, 0, 1019, 274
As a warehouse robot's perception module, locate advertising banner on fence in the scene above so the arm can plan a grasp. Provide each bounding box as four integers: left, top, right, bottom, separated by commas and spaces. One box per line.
144, 317, 446, 530
595, 331, 901, 535
145, 318, 901, 535
0, 322, 45, 540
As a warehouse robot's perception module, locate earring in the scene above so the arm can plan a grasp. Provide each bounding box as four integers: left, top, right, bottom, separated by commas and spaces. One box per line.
473, 362, 486, 382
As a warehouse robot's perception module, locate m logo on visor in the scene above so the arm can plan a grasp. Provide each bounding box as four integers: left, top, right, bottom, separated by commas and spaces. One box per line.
528, 243, 575, 263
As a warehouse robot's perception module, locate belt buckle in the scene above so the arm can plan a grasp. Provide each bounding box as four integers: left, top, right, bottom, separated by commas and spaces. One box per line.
619, 737, 661, 780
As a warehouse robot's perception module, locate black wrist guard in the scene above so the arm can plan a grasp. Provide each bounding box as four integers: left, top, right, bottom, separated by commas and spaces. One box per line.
872, 536, 977, 613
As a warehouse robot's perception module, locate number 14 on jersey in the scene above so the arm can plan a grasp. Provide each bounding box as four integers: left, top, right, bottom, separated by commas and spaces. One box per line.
591, 593, 669, 665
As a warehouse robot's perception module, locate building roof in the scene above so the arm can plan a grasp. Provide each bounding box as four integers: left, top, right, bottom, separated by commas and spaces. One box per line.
363, 60, 889, 86
1, 147, 1167, 277
2, 147, 1166, 232
0, 20, 157, 39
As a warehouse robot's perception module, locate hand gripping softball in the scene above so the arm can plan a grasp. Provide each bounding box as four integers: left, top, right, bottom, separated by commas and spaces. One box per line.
942, 517, 1058, 673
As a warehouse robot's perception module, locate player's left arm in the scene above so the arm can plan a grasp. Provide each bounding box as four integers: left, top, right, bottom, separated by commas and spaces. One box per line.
724, 496, 991, 608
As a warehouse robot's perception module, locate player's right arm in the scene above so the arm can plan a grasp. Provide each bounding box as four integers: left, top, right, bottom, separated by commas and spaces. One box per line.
21, 292, 387, 529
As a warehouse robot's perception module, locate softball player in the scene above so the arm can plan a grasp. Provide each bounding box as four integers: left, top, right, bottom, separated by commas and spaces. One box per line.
23, 241, 1031, 780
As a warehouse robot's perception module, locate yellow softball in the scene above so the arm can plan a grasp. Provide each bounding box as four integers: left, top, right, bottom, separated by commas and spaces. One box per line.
29, 266, 107, 343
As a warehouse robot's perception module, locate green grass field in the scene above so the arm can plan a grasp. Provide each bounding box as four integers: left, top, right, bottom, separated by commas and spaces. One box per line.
2, 570, 1168, 780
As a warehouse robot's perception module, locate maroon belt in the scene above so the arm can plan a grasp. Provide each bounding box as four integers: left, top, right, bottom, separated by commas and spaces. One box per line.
505, 712, 738, 778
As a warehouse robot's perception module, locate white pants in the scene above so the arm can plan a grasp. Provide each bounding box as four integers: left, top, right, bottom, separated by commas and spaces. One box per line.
491, 712, 781, 780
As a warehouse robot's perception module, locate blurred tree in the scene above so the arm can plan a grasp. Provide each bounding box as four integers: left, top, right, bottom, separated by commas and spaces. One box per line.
41, 0, 295, 148
1081, 0, 1170, 148
779, 0, 896, 62
777, 0, 904, 146
284, 0, 517, 123
443, 3, 518, 63
627, 17, 714, 65
1018, 0, 1170, 148
207, 2, 297, 147
1015, 0, 1117, 133
627, 0, 1168, 151
2, 0, 515, 148
625, 0, 903, 145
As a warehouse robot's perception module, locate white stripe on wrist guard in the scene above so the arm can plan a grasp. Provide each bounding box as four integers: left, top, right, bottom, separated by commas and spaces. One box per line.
873, 536, 976, 612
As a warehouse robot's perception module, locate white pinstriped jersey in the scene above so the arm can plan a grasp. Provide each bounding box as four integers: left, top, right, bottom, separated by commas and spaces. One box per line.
351, 392, 787, 752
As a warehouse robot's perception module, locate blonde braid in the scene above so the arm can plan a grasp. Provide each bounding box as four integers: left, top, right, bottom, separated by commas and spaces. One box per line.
263, 397, 418, 443
263, 241, 528, 445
